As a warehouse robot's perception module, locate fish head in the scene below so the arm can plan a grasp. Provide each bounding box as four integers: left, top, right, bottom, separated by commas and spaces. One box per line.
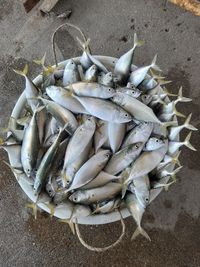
88, 64, 97, 74
135, 187, 150, 208
65, 59, 77, 70
145, 137, 165, 151
138, 121, 154, 132
127, 142, 143, 155
115, 107, 132, 123
127, 82, 137, 90
69, 191, 88, 203
104, 72, 113, 82
141, 94, 153, 105
102, 86, 115, 98
121, 88, 141, 98
97, 149, 111, 164
33, 179, 42, 194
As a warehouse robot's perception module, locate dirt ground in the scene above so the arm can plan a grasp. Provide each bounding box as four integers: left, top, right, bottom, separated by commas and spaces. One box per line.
0, 1, 200, 266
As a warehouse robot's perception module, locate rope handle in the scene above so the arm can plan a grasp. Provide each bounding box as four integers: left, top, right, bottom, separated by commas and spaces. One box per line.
51, 22, 88, 66
75, 210, 126, 252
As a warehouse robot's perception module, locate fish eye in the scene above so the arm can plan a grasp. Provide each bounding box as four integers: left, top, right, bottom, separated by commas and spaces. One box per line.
135, 144, 139, 149
74, 197, 77, 201
125, 114, 128, 117
27, 169, 30, 173
105, 153, 110, 158
145, 197, 149, 202
87, 118, 91, 121
156, 139, 159, 142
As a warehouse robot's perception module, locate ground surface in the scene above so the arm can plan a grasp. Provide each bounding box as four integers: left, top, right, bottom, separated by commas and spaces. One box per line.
0, 1, 200, 266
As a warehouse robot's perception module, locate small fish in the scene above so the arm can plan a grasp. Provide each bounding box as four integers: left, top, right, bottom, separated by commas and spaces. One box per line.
143, 137, 165, 151
63, 59, 80, 86
38, 97, 78, 134
168, 131, 196, 155
84, 64, 98, 82
46, 86, 88, 114
168, 113, 197, 140
63, 117, 96, 165
74, 95, 132, 123
108, 122, 126, 153
82, 171, 120, 190
104, 142, 143, 175
69, 182, 122, 204
21, 107, 42, 176
66, 149, 111, 191
13, 64, 40, 111
125, 192, 150, 241
68, 82, 115, 99
114, 33, 144, 82
122, 122, 153, 148
125, 140, 168, 184
33, 127, 65, 194
112, 92, 161, 124
129, 55, 161, 87
128, 175, 150, 208
151, 176, 175, 191
139, 71, 167, 91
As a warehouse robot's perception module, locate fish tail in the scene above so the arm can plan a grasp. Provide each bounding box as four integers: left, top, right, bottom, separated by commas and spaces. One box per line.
173, 104, 186, 118
159, 80, 172, 86
13, 64, 28, 76
131, 226, 151, 241
150, 69, 165, 80
150, 54, 162, 72
172, 151, 181, 166
133, 33, 144, 48
172, 166, 183, 178
121, 183, 128, 199
184, 131, 197, 151
163, 87, 177, 97
76, 36, 91, 52
162, 120, 177, 128
184, 113, 198, 131
33, 52, 46, 67
175, 86, 192, 103
164, 181, 175, 191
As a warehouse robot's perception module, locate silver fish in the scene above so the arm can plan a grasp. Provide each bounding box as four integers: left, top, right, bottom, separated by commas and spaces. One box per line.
122, 122, 153, 148
104, 142, 143, 175
125, 140, 168, 184
139, 94, 153, 105
69, 82, 115, 99
14, 64, 39, 111
114, 33, 143, 82
33, 128, 64, 194
125, 192, 150, 240
69, 182, 122, 204
117, 87, 142, 98
158, 151, 181, 170
129, 175, 150, 208
129, 55, 161, 87
21, 108, 41, 177
75, 96, 132, 123
112, 92, 161, 124
63, 117, 96, 165
46, 86, 88, 114
39, 98, 78, 134
108, 122, 126, 153
63, 59, 80, 86
67, 149, 111, 191
93, 198, 121, 214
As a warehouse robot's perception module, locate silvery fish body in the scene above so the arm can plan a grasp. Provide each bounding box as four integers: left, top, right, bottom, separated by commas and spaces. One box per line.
104, 142, 143, 175
112, 92, 161, 124
70, 82, 115, 99
116, 87, 141, 98
94, 120, 109, 152
93, 198, 121, 214
46, 86, 88, 114
143, 137, 165, 151
63, 117, 96, 165
69, 182, 122, 204
75, 96, 132, 123
122, 122, 153, 148
67, 149, 111, 191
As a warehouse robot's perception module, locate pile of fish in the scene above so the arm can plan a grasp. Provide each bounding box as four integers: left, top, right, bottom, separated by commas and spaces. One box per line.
2, 33, 197, 241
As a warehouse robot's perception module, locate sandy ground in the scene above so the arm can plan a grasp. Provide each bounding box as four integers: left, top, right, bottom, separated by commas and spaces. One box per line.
0, 0, 200, 266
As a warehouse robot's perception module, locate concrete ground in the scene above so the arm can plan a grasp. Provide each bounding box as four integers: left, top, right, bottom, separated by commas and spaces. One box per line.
0, 0, 200, 266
